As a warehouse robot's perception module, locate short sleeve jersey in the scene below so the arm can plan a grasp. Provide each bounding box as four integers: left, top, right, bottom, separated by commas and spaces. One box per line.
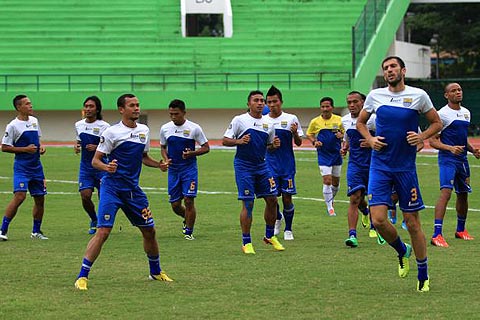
224, 112, 275, 164
2, 116, 43, 174
342, 113, 376, 169
159, 119, 208, 171
75, 119, 110, 171
265, 112, 304, 176
363, 85, 434, 172
97, 121, 150, 190
306, 113, 344, 166
437, 104, 471, 165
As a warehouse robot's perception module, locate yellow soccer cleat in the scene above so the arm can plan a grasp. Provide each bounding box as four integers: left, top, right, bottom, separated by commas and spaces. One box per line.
398, 243, 412, 278
417, 279, 430, 293
149, 271, 174, 282
242, 242, 256, 254
263, 236, 285, 251
74, 277, 88, 291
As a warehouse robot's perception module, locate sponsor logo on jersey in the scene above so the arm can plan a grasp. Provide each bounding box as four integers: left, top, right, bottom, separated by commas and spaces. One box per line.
390, 97, 402, 103
403, 98, 413, 107
26, 123, 37, 129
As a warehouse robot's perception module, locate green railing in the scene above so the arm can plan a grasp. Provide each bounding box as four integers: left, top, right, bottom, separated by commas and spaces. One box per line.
0, 72, 351, 92
352, 0, 390, 76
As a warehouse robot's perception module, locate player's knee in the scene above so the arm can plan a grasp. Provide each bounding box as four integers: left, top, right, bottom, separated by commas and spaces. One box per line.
184, 197, 195, 208
171, 201, 184, 214
14, 192, 27, 204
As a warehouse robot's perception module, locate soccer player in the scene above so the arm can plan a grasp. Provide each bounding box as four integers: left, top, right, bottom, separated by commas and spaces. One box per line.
74, 96, 110, 235
429, 82, 480, 247
74, 94, 173, 290
356, 56, 442, 292
306, 97, 344, 216
0, 95, 48, 241
341, 91, 376, 248
222, 90, 285, 254
265, 85, 303, 240
159, 99, 210, 240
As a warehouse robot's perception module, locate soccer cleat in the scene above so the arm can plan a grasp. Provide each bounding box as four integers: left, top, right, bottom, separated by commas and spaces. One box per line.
455, 230, 474, 240
74, 277, 88, 290
398, 243, 412, 278
88, 220, 97, 235
369, 229, 377, 238
377, 233, 386, 245
184, 234, 195, 240
345, 236, 358, 248
263, 235, 285, 251
388, 210, 397, 224
242, 242, 256, 254
31, 232, 48, 240
401, 220, 408, 231
284, 230, 294, 241
361, 214, 369, 229
431, 234, 449, 247
274, 218, 282, 236
327, 208, 336, 217
0, 231, 8, 241
149, 271, 174, 282
417, 279, 430, 293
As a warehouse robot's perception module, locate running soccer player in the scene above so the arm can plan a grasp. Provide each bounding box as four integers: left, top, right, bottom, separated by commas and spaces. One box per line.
0, 95, 48, 241
74, 96, 110, 235
341, 91, 376, 248
357, 56, 442, 292
159, 99, 210, 240
264, 85, 303, 241
74, 93, 173, 290
223, 90, 285, 254
306, 97, 344, 216
429, 82, 480, 247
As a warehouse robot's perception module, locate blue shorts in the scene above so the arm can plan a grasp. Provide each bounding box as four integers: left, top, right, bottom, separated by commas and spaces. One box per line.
274, 174, 297, 196
368, 169, 424, 213
346, 164, 369, 197
13, 171, 47, 196
168, 167, 198, 203
97, 183, 154, 228
234, 159, 277, 200
78, 168, 105, 191
439, 161, 471, 193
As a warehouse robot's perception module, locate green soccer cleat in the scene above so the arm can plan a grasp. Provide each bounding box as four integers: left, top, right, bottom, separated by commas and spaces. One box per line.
345, 236, 358, 248
74, 277, 88, 290
149, 271, 174, 282
417, 279, 430, 293
377, 233, 386, 245
263, 236, 285, 251
398, 243, 412, 278
242, 242, 256, 254
361, 214, 369, 229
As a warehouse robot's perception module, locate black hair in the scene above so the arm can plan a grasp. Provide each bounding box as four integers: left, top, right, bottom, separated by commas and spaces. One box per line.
266, 85, 283, 102
168, 99, 186, 111
117, 93, 136, 108
320, 96, 334, 107
83, 95, 103, 120
382, 55, 406, 69
247, 90, 264, 102
347, 91, 366, 101
13, 94, 28, 110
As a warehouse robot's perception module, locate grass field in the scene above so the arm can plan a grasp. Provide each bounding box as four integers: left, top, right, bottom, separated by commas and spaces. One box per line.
1, 147, 480, 319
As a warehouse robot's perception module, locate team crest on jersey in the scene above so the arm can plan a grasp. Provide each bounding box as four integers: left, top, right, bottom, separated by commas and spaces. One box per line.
281, 121, 288, 128
139, 133, 146, 143
262, 124, 269, 131
403, 98, 413, 107
183, 129, 190, 137
93, 127, 100, 135
465, 114, 470, 121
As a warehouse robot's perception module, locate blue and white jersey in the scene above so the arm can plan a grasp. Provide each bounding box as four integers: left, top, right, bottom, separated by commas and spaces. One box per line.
75, 119, 110, 171
342, 113, 376, 169
224, 112, 275, 164
363, 85, 434, 172
437, 105, 470, 165
265, 112, 303, 176
159, 119, 208, 171
2, 116, 43, 174
97, 121, 150, 190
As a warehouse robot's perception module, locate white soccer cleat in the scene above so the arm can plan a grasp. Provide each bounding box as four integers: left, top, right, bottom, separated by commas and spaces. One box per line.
284, 230, 294, 241
31, 232, 48, 240
274, 218, 282, 236
0, 231, 8, 241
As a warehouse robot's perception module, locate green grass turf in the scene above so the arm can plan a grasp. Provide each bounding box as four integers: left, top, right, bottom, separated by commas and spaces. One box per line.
1, 147, 480, 319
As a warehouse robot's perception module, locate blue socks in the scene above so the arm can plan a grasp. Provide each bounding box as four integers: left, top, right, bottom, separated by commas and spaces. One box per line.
265, 225, 274, 239
1, 216, 12, 234
78, 258, 93, 278
416, 257, 428, 281
389, 236, 407, 257
242, 233, 251, 245
456, 215, 466, 232
147, 255, 161, 275
433, 219, 443, 237
32, 219, 42, 233
184, 227, 193, 236
283, 204, 294, 231
349, 229, 357, 238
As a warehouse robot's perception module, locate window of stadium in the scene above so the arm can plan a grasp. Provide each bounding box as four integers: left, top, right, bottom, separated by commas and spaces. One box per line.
186, 14, 224, 37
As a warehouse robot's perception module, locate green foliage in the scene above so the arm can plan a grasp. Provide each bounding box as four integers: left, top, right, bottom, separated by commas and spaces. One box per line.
1, 148, 480, 319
